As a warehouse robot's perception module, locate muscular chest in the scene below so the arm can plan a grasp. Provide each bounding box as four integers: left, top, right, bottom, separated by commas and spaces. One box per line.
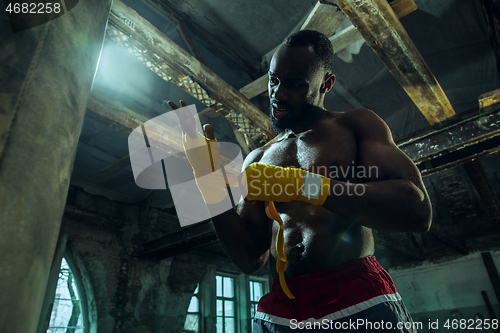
259, 124, 357, 180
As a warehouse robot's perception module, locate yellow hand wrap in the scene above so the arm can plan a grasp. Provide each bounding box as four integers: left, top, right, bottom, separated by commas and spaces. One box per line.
265, 201, 295, 299
244, 163, 331, 206
183, 130, 227, 205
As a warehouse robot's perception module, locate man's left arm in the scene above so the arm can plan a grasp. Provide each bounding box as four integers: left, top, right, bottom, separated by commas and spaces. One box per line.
321, 108, 432, 233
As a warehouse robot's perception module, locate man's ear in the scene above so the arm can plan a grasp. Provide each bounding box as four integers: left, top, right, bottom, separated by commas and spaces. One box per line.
320, 73, 335, 94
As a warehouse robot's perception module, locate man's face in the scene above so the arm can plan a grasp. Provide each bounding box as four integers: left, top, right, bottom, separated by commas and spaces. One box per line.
268, 45, 326, 133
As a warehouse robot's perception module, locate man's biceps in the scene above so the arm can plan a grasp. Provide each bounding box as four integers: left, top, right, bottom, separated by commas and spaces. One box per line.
361, 151, 416, 180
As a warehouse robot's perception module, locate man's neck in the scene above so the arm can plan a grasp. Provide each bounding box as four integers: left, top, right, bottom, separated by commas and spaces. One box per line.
289, 106, 328, 134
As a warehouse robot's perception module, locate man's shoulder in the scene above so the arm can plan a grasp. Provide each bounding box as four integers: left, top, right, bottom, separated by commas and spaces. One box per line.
333, 108, 382, 124
332, 108, 391, 139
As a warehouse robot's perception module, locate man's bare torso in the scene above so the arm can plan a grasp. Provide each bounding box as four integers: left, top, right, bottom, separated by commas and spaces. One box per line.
250, 111, 375, 279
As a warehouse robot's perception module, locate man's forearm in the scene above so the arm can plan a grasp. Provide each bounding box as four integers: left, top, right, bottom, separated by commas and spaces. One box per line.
210, 206, 271, 275
321, 178, 432, 233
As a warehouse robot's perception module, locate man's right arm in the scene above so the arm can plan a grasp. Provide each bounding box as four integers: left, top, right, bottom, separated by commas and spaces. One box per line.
210, 149, 274, 275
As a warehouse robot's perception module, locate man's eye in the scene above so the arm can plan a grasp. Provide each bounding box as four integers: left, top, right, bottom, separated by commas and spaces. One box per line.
287, 82, 301, 89
269, 77, 279, 85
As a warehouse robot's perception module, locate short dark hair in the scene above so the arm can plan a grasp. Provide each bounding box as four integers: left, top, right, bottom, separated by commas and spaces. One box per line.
282, 30, 334, 74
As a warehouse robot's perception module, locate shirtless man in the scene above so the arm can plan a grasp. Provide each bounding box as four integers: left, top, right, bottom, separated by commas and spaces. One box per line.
170, 30, 432, 332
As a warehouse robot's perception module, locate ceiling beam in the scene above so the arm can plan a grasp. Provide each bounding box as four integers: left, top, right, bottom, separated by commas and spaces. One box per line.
300, 1, 345, 38
239, 0, 417, 101
140, 0, 261, 79
397, 103, 500, 176
109, 0, 274, 140
334, 0, 455, 125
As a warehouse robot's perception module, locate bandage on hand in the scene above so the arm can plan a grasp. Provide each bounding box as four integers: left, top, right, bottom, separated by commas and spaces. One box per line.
243, 163, 331, 206
172, 101, 227, 205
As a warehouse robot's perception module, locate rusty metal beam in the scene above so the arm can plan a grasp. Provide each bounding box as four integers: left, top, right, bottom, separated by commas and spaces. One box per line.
334, 0, 455, 125
397, 104, 500, 176
239, 0, 418, 101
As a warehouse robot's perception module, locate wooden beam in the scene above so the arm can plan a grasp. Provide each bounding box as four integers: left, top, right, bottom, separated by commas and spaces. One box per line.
109, 0, 274, 139
480, 88, 500, 110
238, 0, 417, 100
388, 0, 418, 18
300, 1, 345, 37
334, 0, 455, 125
140, 0, 261, 79
176, 20, 207, 66
86, 93, 148, 133
239, 75, 269, 100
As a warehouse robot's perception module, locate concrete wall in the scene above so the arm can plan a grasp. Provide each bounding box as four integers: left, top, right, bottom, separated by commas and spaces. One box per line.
62, 187, 210, 333
389, 251, 500, 332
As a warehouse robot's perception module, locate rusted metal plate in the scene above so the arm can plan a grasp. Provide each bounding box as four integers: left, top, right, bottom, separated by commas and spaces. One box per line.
399, 106, 500, 163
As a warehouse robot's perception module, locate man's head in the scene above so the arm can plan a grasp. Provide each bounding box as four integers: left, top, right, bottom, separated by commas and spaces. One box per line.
268, 30, 335, 133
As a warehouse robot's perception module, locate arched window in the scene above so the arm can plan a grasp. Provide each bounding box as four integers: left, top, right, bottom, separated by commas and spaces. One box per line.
46, 257, 86, 333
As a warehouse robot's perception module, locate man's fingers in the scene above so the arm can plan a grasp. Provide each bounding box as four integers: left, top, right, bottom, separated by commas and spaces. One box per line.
168, 100, 189, 109
170, 101, 215, 141
171, 100, 198, 138
167, 100, 179, 109
203, 124, 215, 140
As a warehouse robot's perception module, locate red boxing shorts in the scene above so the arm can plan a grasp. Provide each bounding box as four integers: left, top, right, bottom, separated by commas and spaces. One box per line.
253, 256, 417, 332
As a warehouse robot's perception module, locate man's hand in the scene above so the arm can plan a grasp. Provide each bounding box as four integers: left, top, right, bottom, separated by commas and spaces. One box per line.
169, 100, 227, 205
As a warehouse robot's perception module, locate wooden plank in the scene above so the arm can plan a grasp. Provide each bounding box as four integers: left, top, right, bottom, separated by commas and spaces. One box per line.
334, 0, 455, 125
300, 1, 345, 37
238, 0, 417, 100
176, 20, 207, 66
480, 88, 500, 109
86, 93, 147, 134
109, 0, 274, 139
388, 0, 418, 18
239, 75, 269, 100
140, 0, 261, 79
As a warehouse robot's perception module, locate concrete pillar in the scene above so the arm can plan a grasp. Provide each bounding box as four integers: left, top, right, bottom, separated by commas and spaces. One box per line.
0, 1, 112, 332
